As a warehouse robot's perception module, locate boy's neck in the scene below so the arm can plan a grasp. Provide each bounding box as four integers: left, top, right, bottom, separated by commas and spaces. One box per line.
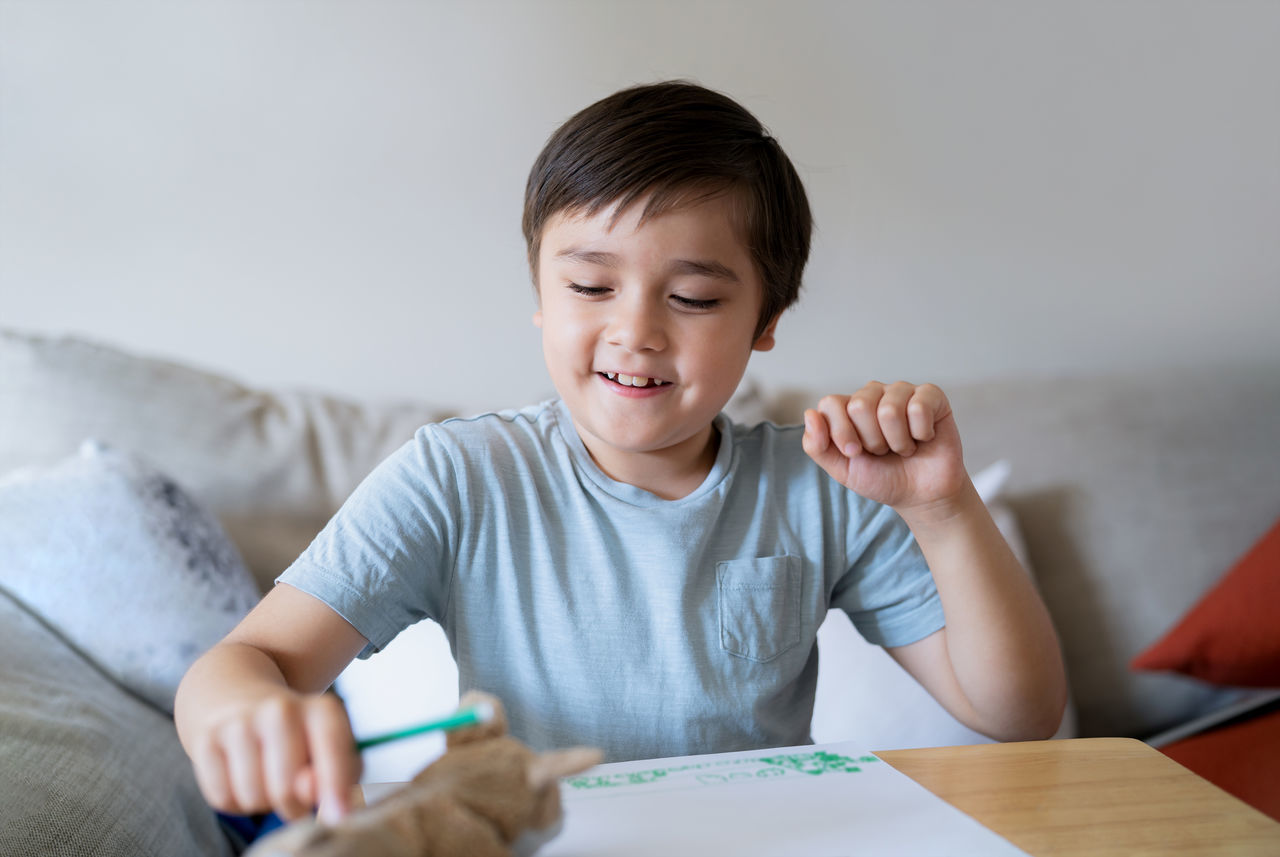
573, 421, 720, 501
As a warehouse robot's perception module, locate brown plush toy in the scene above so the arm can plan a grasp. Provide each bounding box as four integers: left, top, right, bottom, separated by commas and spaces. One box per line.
245, 692, 601, 857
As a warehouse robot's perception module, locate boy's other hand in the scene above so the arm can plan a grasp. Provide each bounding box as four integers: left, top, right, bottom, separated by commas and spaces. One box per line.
802, 381, 968, 516
189, 688, 360, 824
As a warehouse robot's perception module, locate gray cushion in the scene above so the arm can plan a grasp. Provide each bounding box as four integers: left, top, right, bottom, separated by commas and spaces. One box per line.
0, 588, 232, 857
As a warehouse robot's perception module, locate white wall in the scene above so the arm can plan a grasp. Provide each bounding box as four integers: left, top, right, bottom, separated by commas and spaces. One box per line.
3, 1, 1278, 414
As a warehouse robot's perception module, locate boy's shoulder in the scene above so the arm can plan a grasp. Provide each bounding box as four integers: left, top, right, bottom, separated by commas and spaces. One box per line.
724, 417, 826, 482
418, 399, 560, 439
409, 399, 569, 463
726, 416, 805, 453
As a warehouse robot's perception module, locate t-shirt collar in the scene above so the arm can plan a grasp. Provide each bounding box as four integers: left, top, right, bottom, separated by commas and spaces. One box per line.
550, 398, 734, 507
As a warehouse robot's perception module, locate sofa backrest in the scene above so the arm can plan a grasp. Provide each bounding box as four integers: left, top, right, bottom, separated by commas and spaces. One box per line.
769, 366, 1280, 738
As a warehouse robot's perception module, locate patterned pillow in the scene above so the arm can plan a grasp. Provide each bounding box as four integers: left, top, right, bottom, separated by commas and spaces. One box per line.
0, 441, 260, 713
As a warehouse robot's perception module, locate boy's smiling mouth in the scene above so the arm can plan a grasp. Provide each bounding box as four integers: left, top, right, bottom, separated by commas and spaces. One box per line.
599, 371, 671, 389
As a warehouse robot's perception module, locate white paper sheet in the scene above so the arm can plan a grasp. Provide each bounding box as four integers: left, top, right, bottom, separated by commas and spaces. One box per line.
539, 741, 1030, 857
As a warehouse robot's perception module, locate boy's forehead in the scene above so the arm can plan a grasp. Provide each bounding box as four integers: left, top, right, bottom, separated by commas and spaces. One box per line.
541, 191, 750, 256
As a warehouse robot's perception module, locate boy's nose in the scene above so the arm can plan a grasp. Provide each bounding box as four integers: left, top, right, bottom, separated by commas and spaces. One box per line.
606, 300, 668, 352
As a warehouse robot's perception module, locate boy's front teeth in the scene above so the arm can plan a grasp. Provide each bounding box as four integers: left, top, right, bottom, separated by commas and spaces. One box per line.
605, 372, 663, 388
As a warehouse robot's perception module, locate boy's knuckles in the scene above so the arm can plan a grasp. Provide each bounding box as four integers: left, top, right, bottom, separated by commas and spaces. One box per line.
846, 395, 874, 415
916, 382, 943, 398
254, 696, 301, 735
215, 713, 258, 752
817, 393, 849, 413
877, 402, 906, 424
305, 697, 353, 740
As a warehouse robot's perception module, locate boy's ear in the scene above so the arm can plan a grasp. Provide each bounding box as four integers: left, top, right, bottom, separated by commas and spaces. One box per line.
751, 314, 781, 352
532, 309, 543, 328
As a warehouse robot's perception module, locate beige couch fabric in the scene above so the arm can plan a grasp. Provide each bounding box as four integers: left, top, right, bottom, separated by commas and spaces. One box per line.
0, 329, 454, 592
0, 589, 233, 857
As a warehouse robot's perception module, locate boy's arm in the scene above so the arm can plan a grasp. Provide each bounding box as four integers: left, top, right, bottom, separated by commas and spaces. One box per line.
804, 382, 1068, 741
175, 583, 370, 822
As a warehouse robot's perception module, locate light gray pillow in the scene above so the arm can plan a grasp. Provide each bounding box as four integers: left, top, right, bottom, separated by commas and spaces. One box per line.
0, 588, 233, 857
0, 440, 260, 713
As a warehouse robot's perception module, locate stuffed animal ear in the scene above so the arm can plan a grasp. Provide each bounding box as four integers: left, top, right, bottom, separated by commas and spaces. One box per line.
525, 747, 603, 832
526, 747, 603, 789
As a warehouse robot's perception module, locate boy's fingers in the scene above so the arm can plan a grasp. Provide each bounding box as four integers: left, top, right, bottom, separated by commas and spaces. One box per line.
877, 382, 918, 456
801, 409, 830, 456
220, 717, 268, 815
803, 407, 856, 484
258, 698, 311, 820
293, 767, 317, 811
907, 383, 948, 442
816, 395, 863, 457
846, 385, 888, 455
305, 695, 360, 825
193, 740, 235, 812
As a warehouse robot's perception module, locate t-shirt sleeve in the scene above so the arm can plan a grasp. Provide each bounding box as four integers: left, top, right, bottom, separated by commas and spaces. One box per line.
276, 424, 458, 658
829, 499, 945, 648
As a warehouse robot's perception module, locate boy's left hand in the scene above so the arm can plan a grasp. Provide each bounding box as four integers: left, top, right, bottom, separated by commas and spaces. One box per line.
802, 381, 968, 516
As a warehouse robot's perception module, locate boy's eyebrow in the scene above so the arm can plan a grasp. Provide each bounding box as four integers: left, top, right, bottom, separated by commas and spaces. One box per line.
669, 258, 741, 283
555, 248, 742, 283
555, 248, 619, 267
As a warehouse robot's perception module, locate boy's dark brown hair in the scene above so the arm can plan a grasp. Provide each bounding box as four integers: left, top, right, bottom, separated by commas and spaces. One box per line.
523, 80, 812, 339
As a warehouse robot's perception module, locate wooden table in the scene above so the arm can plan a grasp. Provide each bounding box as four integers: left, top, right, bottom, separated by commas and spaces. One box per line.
878, 737, 1280, 856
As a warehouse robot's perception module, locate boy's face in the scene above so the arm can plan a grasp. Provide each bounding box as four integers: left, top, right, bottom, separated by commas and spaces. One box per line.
533, 192, 778, 489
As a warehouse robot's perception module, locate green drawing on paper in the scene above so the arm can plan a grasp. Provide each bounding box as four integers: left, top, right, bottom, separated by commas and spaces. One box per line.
564, 769, 670, 790
758, 750, 879, 775
564, 751, 881, 792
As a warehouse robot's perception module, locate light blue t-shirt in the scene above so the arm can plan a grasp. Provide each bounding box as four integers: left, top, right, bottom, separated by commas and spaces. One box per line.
279, 399, 943, 762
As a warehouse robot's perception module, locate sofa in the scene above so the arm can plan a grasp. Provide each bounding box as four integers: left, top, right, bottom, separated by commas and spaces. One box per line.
2, 327, 1277, 855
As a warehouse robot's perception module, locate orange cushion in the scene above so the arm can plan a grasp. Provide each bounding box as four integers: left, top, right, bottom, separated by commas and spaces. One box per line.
1131, 519, 1280, 686
1159, 707, 1280, 821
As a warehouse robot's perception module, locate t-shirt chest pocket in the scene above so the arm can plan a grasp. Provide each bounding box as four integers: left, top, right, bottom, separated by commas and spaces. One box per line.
716, 556, 801, 662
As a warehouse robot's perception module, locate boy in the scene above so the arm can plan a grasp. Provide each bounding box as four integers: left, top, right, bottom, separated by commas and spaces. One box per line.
175, 80, 1067, 826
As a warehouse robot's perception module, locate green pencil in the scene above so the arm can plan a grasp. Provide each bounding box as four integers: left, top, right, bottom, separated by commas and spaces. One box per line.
354, 702, 496, 751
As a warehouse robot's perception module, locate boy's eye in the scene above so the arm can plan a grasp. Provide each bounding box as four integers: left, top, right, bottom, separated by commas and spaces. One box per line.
569, 283, 609, 297
672, 295, 719, 310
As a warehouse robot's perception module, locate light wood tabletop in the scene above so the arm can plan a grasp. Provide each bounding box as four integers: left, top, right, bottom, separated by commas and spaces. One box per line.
877, 737, 1280, 856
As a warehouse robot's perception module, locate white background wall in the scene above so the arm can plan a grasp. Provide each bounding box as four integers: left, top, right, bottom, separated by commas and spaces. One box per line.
3, 1, 1278, 414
